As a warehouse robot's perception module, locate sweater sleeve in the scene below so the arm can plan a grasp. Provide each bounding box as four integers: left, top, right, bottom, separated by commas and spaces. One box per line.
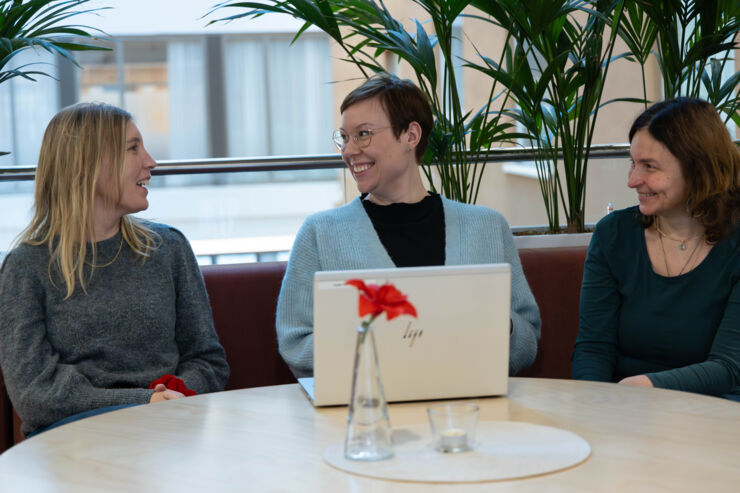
275, 219, 321, 378
168, 229, 230, 393
0, 250, 153, 435
572, 223, 620, 382
646, 279, 740, 394
499, 216, 541, 375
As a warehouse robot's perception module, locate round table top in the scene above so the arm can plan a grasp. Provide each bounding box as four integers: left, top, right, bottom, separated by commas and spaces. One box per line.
0, 377, 738, 492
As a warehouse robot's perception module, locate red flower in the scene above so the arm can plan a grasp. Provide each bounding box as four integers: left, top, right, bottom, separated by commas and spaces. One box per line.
148, 374, 196, 396
346, 279, 417, 323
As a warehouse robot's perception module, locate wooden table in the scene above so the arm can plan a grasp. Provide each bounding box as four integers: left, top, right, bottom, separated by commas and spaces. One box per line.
0, 378, 738, 492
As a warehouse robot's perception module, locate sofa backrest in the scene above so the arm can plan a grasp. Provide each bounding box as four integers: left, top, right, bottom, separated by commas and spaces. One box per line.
516, 247, 587, 378
0, 374, 12, 453
199, 248, 588, 385
200, 262, 295, 390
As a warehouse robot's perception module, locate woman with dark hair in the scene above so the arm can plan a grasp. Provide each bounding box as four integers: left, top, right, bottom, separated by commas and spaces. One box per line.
572, 98, 740, 398
0, 102, 229, 436
276, 73, 540, 378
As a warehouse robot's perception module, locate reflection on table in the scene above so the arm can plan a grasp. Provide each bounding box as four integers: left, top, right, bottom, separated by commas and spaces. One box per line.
0, 378, 738, 492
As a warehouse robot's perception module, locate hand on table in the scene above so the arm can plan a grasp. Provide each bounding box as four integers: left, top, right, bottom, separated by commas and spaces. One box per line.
149, 383, 185, 403
618, 375, 654, 387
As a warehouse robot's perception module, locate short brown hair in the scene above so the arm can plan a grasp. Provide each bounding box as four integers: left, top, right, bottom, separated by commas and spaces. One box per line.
629, 98, 740, 243
340, 73, 433, 163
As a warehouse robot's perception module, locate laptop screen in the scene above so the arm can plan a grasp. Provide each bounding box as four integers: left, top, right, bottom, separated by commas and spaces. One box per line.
308, 263, 511, 406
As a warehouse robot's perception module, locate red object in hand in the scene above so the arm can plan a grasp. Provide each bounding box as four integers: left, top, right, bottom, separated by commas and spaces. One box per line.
346, 279, 417, 321
148, 374, 196, 396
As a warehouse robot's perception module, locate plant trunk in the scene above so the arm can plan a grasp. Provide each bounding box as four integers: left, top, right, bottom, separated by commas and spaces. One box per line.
566, 211, 585, 234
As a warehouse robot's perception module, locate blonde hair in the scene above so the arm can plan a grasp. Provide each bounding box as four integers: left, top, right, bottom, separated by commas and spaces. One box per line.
18, 102, 160, 298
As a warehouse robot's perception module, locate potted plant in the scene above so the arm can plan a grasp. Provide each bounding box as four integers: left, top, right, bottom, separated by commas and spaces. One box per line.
209, 0, 524, 204
466, 0, 630, 234
1, 0, 109, 157
617, 0, 740, 122
482, 0, 740, 234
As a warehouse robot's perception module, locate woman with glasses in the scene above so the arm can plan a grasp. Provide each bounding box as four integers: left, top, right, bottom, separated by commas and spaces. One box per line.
0, 102, 229, 437
276, 73, 540, 378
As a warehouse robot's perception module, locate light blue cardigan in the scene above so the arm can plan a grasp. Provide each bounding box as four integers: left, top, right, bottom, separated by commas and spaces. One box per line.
276, 196, 541, 378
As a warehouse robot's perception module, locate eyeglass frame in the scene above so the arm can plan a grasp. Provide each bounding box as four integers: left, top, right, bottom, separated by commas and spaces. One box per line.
332, 126, 392, 151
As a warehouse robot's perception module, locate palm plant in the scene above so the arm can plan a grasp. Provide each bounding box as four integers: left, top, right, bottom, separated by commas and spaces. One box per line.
0, 0, 108, 83
209, 0, 521, 204
617, 0, 658, 110
0, 0, 109, 155
618, 0, 740, 124
469, 0, 627, 233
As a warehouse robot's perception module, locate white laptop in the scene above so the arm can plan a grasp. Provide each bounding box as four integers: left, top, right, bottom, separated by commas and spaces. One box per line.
299, 263, 511, 406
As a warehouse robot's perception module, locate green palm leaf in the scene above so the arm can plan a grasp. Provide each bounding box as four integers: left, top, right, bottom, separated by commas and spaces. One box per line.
0, 0, 109, 83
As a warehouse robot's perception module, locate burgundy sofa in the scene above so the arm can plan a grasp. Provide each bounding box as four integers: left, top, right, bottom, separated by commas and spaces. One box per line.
0, 245, 587, 454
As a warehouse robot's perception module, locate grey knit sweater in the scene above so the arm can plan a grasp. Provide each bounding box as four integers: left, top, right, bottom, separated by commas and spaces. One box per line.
0, 222, 229, 436
276, 196, 541, 378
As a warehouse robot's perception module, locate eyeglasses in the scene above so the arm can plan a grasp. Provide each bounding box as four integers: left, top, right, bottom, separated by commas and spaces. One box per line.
332, 126, 391, 151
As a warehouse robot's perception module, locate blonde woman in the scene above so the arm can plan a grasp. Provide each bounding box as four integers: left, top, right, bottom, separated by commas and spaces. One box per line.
0, 103, 229, 437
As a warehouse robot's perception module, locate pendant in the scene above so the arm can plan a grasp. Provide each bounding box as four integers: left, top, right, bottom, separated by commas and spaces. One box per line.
680, 242, 686, 251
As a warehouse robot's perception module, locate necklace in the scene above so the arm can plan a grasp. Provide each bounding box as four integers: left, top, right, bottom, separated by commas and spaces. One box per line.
658, 231, 702, 276
655, 217, 702, 251
85, 235, 123, 268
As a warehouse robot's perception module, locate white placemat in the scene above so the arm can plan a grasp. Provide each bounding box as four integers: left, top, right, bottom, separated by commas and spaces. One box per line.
323, 421, 591, 483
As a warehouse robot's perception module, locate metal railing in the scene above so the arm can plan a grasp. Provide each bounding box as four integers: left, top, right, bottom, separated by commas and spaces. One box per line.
0, 143, 635, 263
0, 143, 633, 181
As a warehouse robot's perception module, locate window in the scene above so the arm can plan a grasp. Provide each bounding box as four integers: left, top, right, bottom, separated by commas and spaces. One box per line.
0, 49, 59, 169
0, 32, 342, 261
223, 34, 335, 182
78, 38, 208, 161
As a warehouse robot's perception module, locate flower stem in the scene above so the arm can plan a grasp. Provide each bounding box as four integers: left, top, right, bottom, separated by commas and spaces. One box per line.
359, 315, 378, 344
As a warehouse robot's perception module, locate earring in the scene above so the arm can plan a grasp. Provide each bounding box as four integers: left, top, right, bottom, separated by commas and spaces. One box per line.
407, 145, 412, 152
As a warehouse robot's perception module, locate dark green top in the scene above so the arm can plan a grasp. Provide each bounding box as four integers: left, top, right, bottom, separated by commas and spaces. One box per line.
572, 206, 740, 397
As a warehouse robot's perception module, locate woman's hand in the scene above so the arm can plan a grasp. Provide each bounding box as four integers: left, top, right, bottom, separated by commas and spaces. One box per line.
618, 375, 654, 387
149, 383, 185, 403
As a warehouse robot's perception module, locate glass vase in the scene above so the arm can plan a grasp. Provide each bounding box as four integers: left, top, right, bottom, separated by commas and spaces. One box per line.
344, 323, 393, 461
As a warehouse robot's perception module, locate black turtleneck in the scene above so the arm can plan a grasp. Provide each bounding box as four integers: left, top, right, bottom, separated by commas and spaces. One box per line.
361, 192, 445, 267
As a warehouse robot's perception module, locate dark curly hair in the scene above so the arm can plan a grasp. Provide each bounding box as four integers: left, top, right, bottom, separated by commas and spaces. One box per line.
629, 98, 740, 243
